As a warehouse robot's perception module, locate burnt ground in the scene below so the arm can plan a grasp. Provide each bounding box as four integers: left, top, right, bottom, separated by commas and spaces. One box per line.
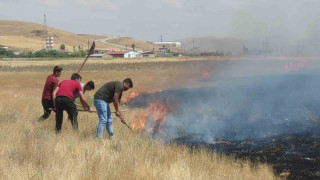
172, 134, 320, 180
127, 69, 320, 180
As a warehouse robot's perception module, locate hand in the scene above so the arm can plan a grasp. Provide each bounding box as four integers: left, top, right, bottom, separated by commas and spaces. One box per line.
116, 111, 122, 117
88, 107, 94, 113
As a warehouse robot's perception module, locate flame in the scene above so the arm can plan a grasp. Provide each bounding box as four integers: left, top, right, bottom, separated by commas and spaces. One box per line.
123, 89, 164, 104
285, 59, 307, 70
149, 103, 175, 133
132, 102, 175, 134
123, 90, 143, 104
202, 70, 209, 78
131, 110, 147, 131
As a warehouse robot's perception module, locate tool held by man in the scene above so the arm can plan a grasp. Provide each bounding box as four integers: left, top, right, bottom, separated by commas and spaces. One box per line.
49, 107, 127, 114
77, 41, 95, 74
119, 116, 134, 132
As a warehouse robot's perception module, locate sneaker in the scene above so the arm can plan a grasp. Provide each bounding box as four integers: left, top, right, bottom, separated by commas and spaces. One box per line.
109, 136, 114, 140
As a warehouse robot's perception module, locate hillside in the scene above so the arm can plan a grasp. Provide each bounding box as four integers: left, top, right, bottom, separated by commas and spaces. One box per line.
0, 20, 172, 52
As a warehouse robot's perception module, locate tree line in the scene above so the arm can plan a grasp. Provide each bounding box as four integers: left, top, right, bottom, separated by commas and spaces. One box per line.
0, 48, 87, 58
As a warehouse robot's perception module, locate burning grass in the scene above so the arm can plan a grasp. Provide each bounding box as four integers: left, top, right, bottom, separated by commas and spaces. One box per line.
0, 62, 279, 179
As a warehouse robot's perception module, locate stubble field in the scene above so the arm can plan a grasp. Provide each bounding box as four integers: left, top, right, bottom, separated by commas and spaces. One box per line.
0, 57, 278, 179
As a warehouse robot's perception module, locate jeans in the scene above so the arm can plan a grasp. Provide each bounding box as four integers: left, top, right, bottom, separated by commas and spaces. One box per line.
55, 96, 78, 132
94, 99, 113, 139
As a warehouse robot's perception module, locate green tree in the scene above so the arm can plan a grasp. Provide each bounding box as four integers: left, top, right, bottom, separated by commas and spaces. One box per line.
60, 44, 65, 50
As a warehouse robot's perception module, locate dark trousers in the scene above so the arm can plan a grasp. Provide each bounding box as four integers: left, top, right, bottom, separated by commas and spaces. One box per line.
55, 96, 78, 132
41, 99, 54, 120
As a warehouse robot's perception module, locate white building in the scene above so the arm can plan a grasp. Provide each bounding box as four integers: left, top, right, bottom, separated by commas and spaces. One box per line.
46, 36, 54, 49
124, 51, 141, 58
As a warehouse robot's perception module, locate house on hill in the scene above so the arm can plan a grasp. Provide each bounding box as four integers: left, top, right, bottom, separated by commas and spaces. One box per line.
0, 45, 8, 49
107, 51, 129, 58
142, 51, 155, 58
59, 49, 71, 54
124, 51, 141, 58
89, 54, 112, 58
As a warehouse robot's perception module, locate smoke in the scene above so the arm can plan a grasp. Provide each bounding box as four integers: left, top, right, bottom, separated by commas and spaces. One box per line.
129, 60, 320, 142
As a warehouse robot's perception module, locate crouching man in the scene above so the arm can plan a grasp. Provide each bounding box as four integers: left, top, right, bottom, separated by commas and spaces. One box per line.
53, 73, 93, 133
94, 78, 133, 139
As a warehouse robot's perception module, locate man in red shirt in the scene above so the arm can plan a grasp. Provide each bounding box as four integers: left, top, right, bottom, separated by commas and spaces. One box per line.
39, 66, 62, 121
53, 73, 93, 133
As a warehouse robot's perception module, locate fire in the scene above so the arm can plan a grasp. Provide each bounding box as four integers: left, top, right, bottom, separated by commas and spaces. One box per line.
123, 90, 143, 104
123, 89, 163, 104
149, 103, 175, 133
285, 59, 307, 70
131, 110, 147, 131
132, 102, 175, 134
202, 70, 209, 78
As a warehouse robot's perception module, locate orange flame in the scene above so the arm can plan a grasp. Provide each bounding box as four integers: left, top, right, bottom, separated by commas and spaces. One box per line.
123, 90, 143, 104
123, 89, 164, 104
284, 60, 307, 71
132, 102, 175, 133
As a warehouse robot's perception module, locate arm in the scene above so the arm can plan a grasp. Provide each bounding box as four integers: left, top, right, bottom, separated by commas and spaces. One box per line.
79, 91, 93, 112
113, 92, 126, 123
52, 87, 59, 109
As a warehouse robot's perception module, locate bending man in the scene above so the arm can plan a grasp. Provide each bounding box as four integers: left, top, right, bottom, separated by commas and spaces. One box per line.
53, 73, 93, 133
94, 78, 133, 139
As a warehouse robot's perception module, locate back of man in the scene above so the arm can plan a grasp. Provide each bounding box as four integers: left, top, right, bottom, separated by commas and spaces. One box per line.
56, 80, 82, 99
94, 81, 123, 103
53, 73, 93, 133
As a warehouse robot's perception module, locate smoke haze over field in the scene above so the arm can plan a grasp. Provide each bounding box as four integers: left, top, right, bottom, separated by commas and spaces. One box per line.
1, 0, 320, 55
129, 60, 320, 142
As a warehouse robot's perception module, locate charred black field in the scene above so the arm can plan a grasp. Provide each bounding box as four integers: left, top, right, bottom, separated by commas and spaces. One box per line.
128, 61, 320, 179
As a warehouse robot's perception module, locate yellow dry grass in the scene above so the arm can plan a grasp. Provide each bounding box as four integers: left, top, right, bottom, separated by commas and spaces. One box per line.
0, 60, 279, 180
0, 36, 45, 51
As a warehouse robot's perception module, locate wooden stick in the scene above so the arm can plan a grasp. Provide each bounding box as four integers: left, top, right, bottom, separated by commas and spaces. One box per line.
77, 41, 95, 74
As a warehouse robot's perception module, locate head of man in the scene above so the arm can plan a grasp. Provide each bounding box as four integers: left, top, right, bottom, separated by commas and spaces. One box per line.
123, 78, 133, 91
71, 73, 82, 83
53, 66, 63, 77
84, 81, 95, 91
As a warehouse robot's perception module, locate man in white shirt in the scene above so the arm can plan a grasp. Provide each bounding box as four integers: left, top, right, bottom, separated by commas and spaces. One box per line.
73, 81, 95, 100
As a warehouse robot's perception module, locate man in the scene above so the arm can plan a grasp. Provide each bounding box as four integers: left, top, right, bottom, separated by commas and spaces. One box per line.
53, 73, 93, 133
73, 81, 95, 100
39, 66, 62, 121
94, 78, 133, 139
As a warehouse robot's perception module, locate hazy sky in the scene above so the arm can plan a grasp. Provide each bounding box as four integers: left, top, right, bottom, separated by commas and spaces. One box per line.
1, 0, 320, 54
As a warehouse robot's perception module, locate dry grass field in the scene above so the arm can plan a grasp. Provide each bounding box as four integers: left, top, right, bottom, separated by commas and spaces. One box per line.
0, 58, 279, 179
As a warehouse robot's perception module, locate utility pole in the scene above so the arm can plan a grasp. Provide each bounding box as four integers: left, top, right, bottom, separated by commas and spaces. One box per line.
193, 39, 195, 49
87, 39, 90, 51
160, 35, 163, 42
43, 14, 47, 36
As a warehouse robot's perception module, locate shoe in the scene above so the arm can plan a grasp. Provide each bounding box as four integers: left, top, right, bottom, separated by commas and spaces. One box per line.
109, 136, 113, 140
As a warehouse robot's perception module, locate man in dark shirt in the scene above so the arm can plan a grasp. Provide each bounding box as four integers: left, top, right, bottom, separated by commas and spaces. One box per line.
53, 73, 93, 133
39, 66, 62, 121
94, 78, 133, 139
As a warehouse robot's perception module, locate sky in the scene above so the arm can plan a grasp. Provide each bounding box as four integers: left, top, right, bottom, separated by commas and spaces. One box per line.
1, 0, 320, 55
